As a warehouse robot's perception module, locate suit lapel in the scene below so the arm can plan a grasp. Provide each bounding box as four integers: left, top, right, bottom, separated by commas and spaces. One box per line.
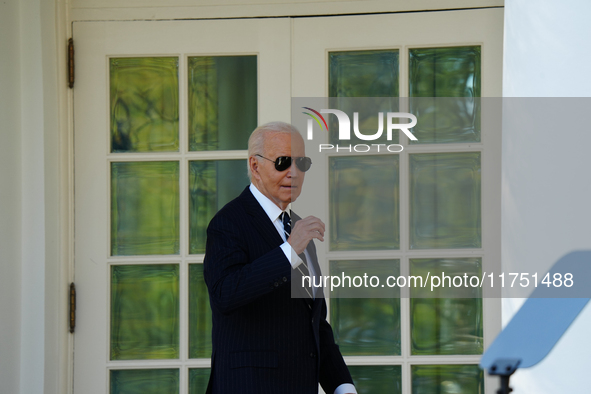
240, 187, 285, 249
241, 188, 321, 309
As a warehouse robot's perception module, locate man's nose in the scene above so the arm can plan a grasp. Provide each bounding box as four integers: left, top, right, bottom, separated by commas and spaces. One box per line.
287, 160, 299, 176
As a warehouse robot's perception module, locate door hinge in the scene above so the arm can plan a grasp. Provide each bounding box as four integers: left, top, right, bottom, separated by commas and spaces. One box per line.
69, 282, 76, 333
68, 38, 75, 89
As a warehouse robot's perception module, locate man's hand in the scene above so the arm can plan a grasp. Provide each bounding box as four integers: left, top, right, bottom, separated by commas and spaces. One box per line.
287, 215, 325, 255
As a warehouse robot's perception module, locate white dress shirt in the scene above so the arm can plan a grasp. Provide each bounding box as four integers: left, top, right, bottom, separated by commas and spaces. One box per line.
249, 184, 357, 394
249, 184, 314, 274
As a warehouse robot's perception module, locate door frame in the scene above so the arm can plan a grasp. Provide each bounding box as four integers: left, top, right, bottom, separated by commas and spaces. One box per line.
55, 4, 505, 394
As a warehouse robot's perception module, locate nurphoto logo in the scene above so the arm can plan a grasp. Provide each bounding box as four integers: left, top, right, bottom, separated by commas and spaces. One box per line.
302, 107, 418, 153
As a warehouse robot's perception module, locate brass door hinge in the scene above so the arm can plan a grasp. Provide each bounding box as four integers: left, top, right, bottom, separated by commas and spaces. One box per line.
69, 282, 76, 333
68, 38, 74, 89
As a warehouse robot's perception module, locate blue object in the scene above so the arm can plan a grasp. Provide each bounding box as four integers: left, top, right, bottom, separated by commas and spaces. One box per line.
481, 250, 591, 370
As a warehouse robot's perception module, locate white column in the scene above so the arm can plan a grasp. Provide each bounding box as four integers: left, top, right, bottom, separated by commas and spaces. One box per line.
0, 0, 24, 393
19, 0, 47, 390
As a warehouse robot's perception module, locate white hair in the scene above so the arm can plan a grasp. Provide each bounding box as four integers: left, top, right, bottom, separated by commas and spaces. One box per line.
247, 121, 301, 180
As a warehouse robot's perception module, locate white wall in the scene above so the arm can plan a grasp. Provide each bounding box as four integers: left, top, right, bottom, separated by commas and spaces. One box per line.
19, 0, 47, 391
0, 0, 64, 393
0, 0, 23, 393
503, 1, 591, 393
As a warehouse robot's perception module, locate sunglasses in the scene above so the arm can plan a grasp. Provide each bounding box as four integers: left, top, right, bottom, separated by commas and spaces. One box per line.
255, 154, 312, 172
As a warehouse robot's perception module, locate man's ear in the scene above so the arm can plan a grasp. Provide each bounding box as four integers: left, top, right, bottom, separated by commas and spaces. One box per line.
249, 156, 261, 180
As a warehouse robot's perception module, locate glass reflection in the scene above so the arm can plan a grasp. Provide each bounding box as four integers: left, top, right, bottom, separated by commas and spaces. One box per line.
188, 368, 211, 394
409, 46, 481, 143
329, 155, 399, 251
188, 56, 257, 151
110, 369, 179, 394
189, 264, 213, 358
111, 265, 179, 360
111, 161, 179, 256
329, 50, 400, 145
412, 364, 484, 394
329, 50, 399, 98
409, 152, 481, 249
110, 57, 179, 152
410, 257, 483, 355
330, 260, 401, 356
348, 365, 402, 394
189, 160, 248, 254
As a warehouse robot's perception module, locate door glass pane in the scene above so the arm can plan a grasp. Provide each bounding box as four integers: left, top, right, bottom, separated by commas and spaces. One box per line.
110, 57, 179, 152
409, 152, 481, 249
188, 56, 257, 151
189, 264, 212, 358
409, 46, 481, 143
329, 50, 399, 97
188, 368, 211, 394
349, 365, 402, 394
111, 264, 179, 360
412, 364, 484, 394
330, 260, 400, 356
329, 155, 399, 251
410, 258, 483, 355
110, 369, 179, 394
329, 50, 399, 145
111, 161, 179, 256
189, 160, 249, 254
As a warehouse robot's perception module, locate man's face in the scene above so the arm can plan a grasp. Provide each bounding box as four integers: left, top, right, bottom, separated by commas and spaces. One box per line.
250, 132, 306, 210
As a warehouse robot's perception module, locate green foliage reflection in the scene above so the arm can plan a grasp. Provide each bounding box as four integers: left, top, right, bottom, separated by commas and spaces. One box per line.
111, 161, 179, 256
329, 155, 399, 251
189, 160, 248, 254
188, 56, 257, 151
188, 368, 211, 394
410, 258, 483, 355
409, 152, 481, 249
412, 364, 484, 394
111, 265, 179, 360
409, 46, 481, 143
189, 265, 213, 358
330, 260, 401, 356
328, 50, 399, 145
110, 57, 179, 152
110, 369, 179, 394
348, 365, 402, 394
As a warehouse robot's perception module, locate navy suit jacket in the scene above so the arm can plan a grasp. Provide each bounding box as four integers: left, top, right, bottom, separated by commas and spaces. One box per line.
204, 187, 353, 393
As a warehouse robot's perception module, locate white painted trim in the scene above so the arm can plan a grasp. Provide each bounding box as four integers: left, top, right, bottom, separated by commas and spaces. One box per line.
61, 4, 505, 394
70, 0, 503, 22
52, 0, 75, 393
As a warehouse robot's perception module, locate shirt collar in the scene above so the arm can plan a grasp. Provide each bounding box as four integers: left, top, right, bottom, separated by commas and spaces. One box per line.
249, 183, 290, 223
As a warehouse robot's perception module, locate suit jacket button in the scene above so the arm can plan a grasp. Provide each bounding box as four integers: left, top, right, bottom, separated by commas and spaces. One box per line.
283, 277, 287, 282
274, 281, 279, 287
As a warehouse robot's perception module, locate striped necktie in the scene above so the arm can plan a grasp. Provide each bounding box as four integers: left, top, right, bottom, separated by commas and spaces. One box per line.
281, 211, 313, 299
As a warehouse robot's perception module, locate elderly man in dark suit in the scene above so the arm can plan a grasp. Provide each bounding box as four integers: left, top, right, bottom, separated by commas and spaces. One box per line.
204, 121, 356, 394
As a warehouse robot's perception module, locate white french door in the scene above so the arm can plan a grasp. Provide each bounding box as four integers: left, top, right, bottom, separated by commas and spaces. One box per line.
73, 18, 291, 394
291, 8, 503, 394
73, 9, 503, 394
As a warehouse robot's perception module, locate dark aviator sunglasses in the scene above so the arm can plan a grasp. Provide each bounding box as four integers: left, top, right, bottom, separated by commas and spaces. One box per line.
255, 154, 312, 172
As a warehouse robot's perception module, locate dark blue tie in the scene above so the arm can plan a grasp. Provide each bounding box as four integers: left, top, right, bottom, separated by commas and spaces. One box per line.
281, 211, 291, 239
281, 211, 313, 299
